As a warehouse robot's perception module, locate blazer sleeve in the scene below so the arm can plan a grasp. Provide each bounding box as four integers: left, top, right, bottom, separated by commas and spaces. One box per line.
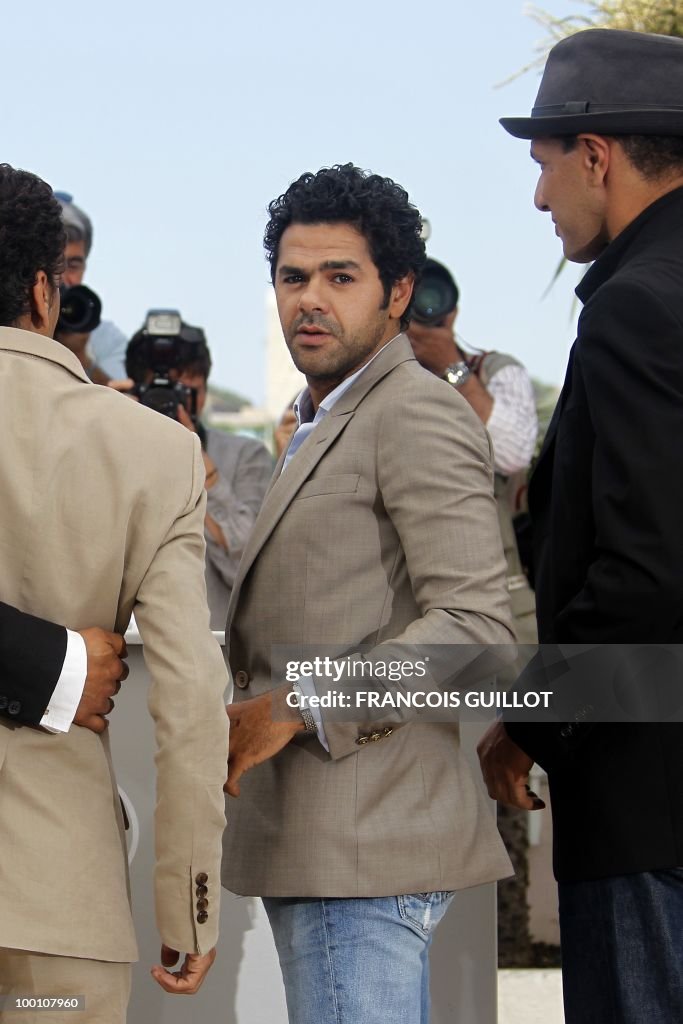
133, 433, 230, 955
0, 601, 67, 726
319, 380, 516, 760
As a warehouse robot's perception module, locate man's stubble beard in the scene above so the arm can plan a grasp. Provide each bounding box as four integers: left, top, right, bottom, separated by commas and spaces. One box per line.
286, 310, 390, 383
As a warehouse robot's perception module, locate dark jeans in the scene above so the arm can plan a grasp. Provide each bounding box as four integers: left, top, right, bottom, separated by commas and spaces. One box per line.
559, 868, 683, 1024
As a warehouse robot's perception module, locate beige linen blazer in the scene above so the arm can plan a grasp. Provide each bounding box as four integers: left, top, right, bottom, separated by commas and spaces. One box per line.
0, 327, 229, 962
222, 335, 514, 897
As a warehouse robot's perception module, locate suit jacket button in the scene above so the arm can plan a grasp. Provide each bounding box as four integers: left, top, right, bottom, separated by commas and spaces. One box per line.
560, 724, 574, 739
370, 731, 382, 742
197, 897, 209, 911
196, 884, 208, 898
195, 872, 208, 885
8, 701, 21, 715
355, 735, 369, 746
382, 727, 393, 738
0, 696, 8, 710
197, 911, 209, 924
234, 670, 249, 689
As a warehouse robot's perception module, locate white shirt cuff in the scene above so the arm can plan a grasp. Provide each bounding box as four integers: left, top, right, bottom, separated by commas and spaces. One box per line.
40, 629, 87, 733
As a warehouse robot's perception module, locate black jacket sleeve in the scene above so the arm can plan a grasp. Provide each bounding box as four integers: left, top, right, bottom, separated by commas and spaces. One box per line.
507, 277, 683, 769
0, 601, 67, 726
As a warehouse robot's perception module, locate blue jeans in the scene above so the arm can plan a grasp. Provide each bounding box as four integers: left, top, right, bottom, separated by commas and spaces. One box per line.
559, 868, 683, 1024
262, 892, 455, 1024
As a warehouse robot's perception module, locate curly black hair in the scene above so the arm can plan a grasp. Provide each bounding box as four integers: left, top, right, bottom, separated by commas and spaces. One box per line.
0, 164, 65, 327
264, 163, 426, 327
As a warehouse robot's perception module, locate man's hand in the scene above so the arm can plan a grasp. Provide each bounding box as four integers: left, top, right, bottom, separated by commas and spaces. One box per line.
106, 377, 135, 393
274, 407, 297, 458
74, 628, 128, 734
407, 321, 460, 377
151, 945, 216, 994
477, 718, 544, 811
224, 685, 305, 798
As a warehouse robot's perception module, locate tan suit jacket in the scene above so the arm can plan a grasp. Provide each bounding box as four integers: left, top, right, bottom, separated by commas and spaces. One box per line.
0, 327, 229, 961
222, 335, 514, 897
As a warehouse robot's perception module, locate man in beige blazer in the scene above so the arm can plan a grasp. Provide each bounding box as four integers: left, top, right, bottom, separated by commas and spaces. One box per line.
0, 164, 229, 1020
222, 164, 515, 1024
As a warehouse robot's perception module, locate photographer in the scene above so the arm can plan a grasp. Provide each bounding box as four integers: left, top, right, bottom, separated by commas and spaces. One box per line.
56, 192, 128, 383
125, 313, 273, 627
407, 258, 538, 643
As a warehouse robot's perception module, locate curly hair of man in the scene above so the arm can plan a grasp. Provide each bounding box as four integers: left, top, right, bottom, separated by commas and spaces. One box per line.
0, 164, 65, 327
264, 163, 426, 309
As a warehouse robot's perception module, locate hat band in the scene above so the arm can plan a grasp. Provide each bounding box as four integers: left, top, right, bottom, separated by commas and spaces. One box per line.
532, 101, 683, 117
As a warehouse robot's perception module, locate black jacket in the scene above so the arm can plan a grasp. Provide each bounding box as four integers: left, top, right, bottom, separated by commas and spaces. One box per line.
0, 601, 67, 725
507, 187, 683, 882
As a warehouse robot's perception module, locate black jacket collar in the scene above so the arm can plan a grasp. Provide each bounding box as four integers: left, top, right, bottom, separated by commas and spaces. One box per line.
576, 184, 683, 304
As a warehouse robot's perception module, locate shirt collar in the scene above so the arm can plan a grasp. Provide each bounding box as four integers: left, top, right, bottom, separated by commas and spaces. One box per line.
293, 334, 401, 426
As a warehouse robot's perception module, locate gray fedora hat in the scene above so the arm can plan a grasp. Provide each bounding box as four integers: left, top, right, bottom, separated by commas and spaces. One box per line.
501, 28, 683, 139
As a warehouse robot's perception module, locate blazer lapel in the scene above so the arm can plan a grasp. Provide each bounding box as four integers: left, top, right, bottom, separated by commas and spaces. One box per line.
230, 408, 356, 599
227, 334, 416, 624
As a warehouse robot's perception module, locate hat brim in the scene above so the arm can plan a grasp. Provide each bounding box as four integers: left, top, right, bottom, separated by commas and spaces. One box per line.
500, 110, 683, 140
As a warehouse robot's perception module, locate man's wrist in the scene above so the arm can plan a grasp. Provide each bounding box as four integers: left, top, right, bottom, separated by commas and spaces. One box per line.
443, 361, 472, 389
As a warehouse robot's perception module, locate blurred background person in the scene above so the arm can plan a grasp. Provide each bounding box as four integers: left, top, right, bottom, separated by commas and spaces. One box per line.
55, 191, 128, 383
273, 401, 298, 460
125, 311, 273, 626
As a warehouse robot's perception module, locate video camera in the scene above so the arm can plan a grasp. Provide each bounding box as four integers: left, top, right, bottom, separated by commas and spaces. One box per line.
410, 258, 460, 326
57, 284, 102, 334
125, 310, 209, 425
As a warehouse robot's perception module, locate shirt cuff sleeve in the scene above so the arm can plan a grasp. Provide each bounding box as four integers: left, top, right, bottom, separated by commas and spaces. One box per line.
296, 674, 329, 752
40, 629, 87, 733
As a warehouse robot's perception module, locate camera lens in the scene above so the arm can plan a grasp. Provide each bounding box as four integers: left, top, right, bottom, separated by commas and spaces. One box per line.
410, 260, 459, 326
58, 285, 102, 334
139, 383, 181, 419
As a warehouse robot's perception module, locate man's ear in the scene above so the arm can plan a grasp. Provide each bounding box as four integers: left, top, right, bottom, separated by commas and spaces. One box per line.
388, 273, 415, 321
578, 134, 611, 186
28, 270, 52, 333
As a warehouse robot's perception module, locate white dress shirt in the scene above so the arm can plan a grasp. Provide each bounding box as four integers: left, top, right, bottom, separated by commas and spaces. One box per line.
39, 629, 87, 733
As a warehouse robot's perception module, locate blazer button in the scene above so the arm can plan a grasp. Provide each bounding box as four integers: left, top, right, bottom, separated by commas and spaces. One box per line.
8, 701, 21, 715
234, 670, 249, 689
196, 884, 208, 898
355, 735, 369, 746
197, 911, 209, 924
196, 897, 209, 911
195, 872, 208, 885
560, 724, 574, 739
370, 731, 382, 742
382, 727, 393, 738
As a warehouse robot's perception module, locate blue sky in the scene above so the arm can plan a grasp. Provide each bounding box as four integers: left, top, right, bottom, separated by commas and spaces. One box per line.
4, 0, 578, 403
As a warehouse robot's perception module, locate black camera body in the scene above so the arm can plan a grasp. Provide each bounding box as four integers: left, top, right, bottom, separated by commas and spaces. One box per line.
57, 284, 102, 334
410, 258, 460, 326
126, 311, 208, 425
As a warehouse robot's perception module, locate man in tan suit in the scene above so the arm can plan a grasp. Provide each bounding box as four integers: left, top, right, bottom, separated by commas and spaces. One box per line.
222, 164, 515, 1023
0, 164, 229, 1020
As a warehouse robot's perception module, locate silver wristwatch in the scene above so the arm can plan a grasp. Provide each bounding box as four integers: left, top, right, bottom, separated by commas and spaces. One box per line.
290, 680, 318, 734
443, 361, 472, 389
